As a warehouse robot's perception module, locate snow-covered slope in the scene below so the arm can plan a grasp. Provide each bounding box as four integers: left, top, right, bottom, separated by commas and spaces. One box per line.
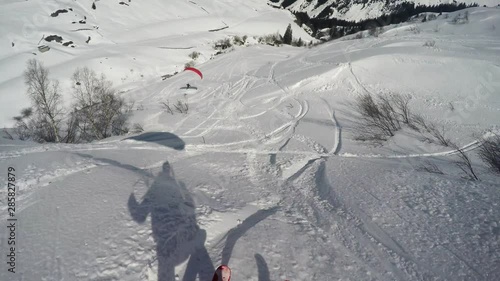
0, 0, 312, 127
273, 0, 500, 21
1, 5, 500, 281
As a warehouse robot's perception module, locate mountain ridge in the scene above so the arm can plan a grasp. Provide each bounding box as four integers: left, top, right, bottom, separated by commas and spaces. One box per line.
270, 0, 500, 22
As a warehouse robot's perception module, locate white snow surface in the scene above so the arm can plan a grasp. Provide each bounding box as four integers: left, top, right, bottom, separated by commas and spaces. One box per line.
1, 3, 500, 281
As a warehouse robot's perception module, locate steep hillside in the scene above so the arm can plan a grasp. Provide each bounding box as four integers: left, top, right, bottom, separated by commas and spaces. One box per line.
271, 0, 500, 21
1, 6, 500, 281
0, 0, 312, 127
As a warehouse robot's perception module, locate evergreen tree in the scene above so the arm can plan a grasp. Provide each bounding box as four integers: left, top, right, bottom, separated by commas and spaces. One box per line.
283, 24, 293, 45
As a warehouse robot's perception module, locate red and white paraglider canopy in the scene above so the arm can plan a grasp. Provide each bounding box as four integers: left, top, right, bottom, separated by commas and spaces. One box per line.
184, 67, 203, 79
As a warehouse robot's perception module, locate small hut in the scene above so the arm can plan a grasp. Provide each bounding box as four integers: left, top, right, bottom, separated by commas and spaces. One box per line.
38, 45, 50, 53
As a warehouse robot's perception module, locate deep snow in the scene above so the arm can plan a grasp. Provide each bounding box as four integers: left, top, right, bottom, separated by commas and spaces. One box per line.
1, 2, 500, 281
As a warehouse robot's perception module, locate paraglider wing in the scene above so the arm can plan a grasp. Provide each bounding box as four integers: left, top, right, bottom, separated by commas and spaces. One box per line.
184, 67, 203, 79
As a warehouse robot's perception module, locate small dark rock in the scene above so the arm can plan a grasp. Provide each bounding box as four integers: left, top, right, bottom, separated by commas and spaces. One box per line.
45, 35, 63, 43
51, 9, 68, 17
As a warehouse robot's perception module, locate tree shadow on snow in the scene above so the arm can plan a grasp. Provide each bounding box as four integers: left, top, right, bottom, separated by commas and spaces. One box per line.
125, 132, 185, 150
128, 161, 213, 281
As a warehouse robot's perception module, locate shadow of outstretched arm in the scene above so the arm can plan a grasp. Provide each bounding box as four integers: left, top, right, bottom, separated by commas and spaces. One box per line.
128, 193, 151, 223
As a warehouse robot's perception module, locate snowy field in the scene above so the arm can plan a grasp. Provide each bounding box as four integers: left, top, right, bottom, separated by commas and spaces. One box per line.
1, 1, 500, 281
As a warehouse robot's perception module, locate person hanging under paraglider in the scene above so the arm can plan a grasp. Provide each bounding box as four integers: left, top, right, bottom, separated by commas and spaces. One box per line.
182, 67, 202, 90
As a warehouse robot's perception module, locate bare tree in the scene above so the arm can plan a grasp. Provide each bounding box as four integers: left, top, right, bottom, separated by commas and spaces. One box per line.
131, 123, 144, 133
378, 95, 401, 131
24, 59, 63, 142
13, 109, 31, 140
160, 101, 174, 115
72, 67, 129, 140
173, 100, 189, 114
417, 160, 444, 174
411, 114, 429, 132
428, 123, 450, 146
355, 94, 400, 138
61, 109, 80, 143
451, 142, 479, 181
2, 128, 14, 140
478, 135, 500, 174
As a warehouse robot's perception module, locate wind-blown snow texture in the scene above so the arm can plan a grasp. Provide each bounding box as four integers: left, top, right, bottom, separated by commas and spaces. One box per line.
1, 1, 500, 281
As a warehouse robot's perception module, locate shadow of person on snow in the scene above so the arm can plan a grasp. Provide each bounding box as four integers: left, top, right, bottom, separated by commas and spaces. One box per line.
255, 253, 271, 281
128, 161, 213, 281
125, 132, 185, 150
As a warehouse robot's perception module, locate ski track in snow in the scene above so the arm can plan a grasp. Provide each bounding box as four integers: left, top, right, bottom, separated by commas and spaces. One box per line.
0, 135, 488, 162
1, 7, 500, 280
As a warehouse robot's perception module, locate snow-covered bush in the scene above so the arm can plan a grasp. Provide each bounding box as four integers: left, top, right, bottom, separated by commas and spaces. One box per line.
408, 25, 421, 34
478, 135, 500, 174
392, 93, 412, 124
2, 128, 14, 140
368, 27, 382, 37
417, 161, 444, 174
214, 38, 232, 50
233, 35, 246, 46
354, 94, 401, 139
160, 99, 188, 115
427, 124, 451, 147
423, 40, 436, 47
291, 37, 304, 47
410, 114, 430, 132
258, 33, 283, 46
452, 142, 479, 181
131, 123, 144, 133
354, 93, 418, 140
13, 107, 35, 141
174, 100, 189, 114
451, 11, 469, 24
188, 51, 200, 60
